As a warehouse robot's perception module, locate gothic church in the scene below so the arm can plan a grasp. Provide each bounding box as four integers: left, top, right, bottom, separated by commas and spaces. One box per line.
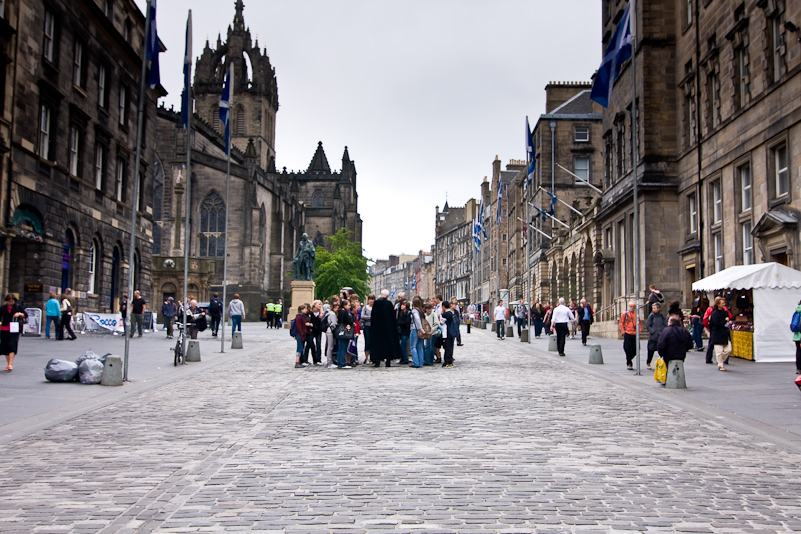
152, 1, 362, 319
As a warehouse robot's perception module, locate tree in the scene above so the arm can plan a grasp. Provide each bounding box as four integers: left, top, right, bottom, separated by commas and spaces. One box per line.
313, 229, 372, 300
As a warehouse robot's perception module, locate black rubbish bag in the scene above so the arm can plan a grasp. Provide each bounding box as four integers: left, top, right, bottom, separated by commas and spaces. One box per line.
45, 359, 79, 382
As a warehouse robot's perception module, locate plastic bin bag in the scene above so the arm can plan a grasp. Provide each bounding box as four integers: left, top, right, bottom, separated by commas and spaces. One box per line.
78, 358, 104, 384
45, 359, 79, 382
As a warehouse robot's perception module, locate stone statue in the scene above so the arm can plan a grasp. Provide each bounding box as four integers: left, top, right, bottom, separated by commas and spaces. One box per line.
293, 233, 316, 281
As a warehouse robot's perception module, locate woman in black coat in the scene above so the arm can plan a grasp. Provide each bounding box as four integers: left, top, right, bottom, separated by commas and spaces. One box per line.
657, 317, 694, 363
1, 294, 28, 371
708, 297, 732, 371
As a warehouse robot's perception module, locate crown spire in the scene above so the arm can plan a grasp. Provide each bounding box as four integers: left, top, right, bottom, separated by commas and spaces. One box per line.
233, 0, 245, 31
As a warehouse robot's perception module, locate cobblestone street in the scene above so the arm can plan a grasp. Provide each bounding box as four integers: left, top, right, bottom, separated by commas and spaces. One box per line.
1, 325, 801, 533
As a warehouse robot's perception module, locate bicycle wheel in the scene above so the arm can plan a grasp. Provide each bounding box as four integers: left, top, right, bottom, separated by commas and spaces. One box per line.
174, 338, 181, 366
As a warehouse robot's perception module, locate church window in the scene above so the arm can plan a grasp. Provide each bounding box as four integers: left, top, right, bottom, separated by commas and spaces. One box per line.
312, 190, 324, 207
199, 192, 226, 257
236, 106, 245, 135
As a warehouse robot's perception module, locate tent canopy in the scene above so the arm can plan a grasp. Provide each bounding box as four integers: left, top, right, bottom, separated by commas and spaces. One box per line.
692, 262, 801, 291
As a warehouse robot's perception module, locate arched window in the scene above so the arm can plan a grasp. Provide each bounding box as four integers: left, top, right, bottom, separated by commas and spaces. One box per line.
199, 192, 226, 257
312, 190, 324, 207
236, 106, 245, 135
88, 239, 99, 294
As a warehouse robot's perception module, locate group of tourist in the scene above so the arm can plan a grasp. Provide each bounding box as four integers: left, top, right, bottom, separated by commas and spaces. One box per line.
291, 291, 464, 370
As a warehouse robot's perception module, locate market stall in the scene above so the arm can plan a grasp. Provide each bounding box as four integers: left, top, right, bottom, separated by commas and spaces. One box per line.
692, 262, 801, 362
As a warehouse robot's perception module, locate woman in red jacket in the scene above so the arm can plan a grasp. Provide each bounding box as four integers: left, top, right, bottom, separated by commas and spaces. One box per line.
294, 304, 312, 368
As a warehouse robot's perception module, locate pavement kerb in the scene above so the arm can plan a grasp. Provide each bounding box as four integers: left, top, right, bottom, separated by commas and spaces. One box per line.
481, 328, 801, 454
0, 339, 270, 447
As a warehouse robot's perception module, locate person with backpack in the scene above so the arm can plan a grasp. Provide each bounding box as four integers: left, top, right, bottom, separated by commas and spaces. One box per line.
208, 292, 223, 337
792, 299, 801, 375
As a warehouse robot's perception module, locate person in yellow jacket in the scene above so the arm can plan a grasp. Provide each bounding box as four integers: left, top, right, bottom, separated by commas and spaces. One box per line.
274, 301, 283, 328
265, 302, 275, 328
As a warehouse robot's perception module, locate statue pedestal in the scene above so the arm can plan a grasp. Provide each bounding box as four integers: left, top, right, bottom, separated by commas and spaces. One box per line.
289, 281, 316, 326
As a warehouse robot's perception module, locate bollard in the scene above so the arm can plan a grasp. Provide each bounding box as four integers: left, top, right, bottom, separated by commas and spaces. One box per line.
231, 331, 243, 349
520, 329, 529, 342
506, 325, 515, 338
185, 340, 201, 362
491, 322, 496, 332
666, 360, 687, 389
588, 345, 604, 364
548, 336, 558, 352
101, 355, 123, 386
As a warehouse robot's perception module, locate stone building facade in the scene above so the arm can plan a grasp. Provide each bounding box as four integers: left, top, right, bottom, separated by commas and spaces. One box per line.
5, 0, 161, 313
370, 252, 432, 300
434, 199, 476, 303
151, 3, 362, 320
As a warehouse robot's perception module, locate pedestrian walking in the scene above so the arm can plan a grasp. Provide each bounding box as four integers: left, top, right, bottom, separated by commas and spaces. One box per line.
619, 301, 640, 370
494, 299, 506, 340
792, 299, 801, 375
451, 298, 463, 346
703, 299, 731, 364
532, 301, 544, 338
657, 316, 694, 365
550, 298, 574, 357
361, 294, 374, 364
370, 290, 401, 366
120, 294, 128, 337
689, 305, 704, 351
162, 297, 177, 339
274, 300, 283, 328
709, 297, 733, 371
208, 292, 223, 337
467, 302, 476, 334
648, 284, 665, 308
568, 299, 578, 339
129, 290, 146, 337
60, 292, 77, 341
646, 302, 667, 370
228, 294, 245, 337
543, 302, 553, 335
265, 301, 275, 328
515, 302, 527, 337
577, 298, 594, 345
1, 294, 27, 371
293, 304, 312, 368
45, 292, 61, 339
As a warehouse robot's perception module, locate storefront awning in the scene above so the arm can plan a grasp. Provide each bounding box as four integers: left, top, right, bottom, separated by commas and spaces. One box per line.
692, 262, 801, 291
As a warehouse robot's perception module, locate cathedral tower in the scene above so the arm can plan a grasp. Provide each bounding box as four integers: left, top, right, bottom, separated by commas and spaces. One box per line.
193, 0, 278, 169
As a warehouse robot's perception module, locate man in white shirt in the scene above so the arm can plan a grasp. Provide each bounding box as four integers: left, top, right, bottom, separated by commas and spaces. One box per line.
550, 297, 575, 357
494, 299, 507, 340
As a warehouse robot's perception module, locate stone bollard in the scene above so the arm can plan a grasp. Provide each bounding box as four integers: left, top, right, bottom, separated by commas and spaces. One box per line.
548, 336, 558, 352
101, 355, 123, 386
231, 332, 243, 349
506, 325, 515, 338
185, 340, 201, 362
666, 360, 687, 389
520, 329, 529, 342
588, 345, 604, 364
491, 322, 496, 332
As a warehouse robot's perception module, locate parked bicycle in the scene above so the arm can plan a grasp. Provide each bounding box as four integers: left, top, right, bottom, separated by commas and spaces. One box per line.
171, 323, 186, 366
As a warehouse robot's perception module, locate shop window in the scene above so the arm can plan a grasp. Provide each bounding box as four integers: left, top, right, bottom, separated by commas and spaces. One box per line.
742, 221, 753, 266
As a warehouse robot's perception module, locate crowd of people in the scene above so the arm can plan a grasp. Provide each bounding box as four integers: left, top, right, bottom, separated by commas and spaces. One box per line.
291, 290, 464, 370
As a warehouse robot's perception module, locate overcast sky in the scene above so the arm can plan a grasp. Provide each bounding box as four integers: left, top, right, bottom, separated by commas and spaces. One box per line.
135, 0, 601, 262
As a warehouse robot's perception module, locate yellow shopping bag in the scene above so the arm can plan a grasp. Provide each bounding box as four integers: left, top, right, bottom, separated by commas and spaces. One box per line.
654, 358, 667, 384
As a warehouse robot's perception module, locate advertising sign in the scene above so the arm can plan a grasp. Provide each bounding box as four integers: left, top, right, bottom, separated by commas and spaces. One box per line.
84, 312, 124, 334
23, 308, 42, 336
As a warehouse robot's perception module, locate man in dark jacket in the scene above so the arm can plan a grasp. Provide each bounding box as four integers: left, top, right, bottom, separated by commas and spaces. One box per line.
161, 297, 177, 339
577, 298, 594, 345
657, 316, 693, 363
303, 300, 324, 365
208, 293, 224, 337
370, 289, 402, 366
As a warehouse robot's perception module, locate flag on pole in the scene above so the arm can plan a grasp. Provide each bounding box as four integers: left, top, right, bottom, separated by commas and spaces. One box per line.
526, 116, 535, 189
532, 204, 549, 222
412, 273, 416, 289
405, 278, 408, 291
590, 1, 632, 108
479, 200, 488, 239
181, 10, 193, 128
145, 0, 161, 89
219, 64, 233, 154
543, 188, 557, 216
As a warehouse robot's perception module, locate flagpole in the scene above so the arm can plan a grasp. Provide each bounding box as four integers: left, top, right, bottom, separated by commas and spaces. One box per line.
182, 10, 193, 358
221, 64, 233, 354
123, 0, 153, 381
630, 0, 642, 376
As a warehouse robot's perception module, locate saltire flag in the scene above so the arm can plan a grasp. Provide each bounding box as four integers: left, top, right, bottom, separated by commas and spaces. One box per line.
543, 188, 557, 216
525, 116, 535, 189
479, 200, 488, 239
181, 10, 193, 128
590, 1, 632, 108
532, 204, 549, 222
391, 286, 395, 299
145, 0, 161, 89
412, 273, 416, 289
405, 278, 408, 291
496, 182, 503, 224
219, 64, 233, 154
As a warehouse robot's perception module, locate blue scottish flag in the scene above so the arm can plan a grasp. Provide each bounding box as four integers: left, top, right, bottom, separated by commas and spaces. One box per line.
590, 1, 632, 108
145, 0, 160, 89
219, 65, 233, 154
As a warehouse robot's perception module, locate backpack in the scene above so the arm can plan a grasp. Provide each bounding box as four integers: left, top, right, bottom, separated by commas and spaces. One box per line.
321, 311, 331, 333
416, 310, 432, 340
289, 319, 296, 337
791, 311, 801, 333
209, 298, 222, 315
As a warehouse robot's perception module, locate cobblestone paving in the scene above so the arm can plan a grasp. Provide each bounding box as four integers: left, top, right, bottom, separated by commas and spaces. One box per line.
2, 328, 801, 533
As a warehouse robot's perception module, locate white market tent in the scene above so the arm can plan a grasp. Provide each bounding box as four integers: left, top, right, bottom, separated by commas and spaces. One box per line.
692, 262, 801, 362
